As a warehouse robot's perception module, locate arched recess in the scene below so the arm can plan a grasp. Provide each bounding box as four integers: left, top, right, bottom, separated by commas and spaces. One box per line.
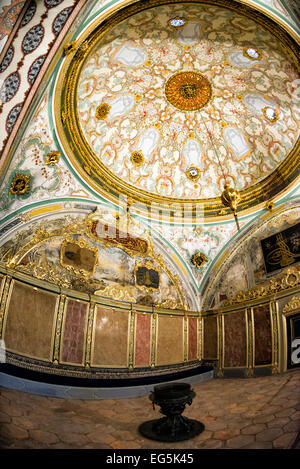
202, 198, 300, 311
0, 204, 197, 310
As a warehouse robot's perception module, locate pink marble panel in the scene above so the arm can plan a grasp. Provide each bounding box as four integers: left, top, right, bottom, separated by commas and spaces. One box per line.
61, 299, 88, 364
224, 310, 247, 367
188, 317, 198, 361
135, 313, 151, 367
253, 305, 272, 366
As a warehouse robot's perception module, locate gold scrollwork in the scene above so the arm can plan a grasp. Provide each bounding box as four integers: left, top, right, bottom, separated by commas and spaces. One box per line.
222, 267, 300, 306
2, 210, 186, 310
283, 296, 300, 313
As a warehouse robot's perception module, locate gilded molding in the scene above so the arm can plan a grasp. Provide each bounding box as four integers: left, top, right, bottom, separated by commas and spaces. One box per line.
128, 306, 136, 369
222, 267, 300, 306
150, 311, 157, 368
270, 301, 279, 374
2, 210, 185, 308
85, 301, 95, 368
52, 294, 66, 364
184, 314, 188, 362
217, 315, 224, 377
0, 275, 12, 338
282, 295, 300, 313
246, 308, 254, 376
198, 317, 202, 361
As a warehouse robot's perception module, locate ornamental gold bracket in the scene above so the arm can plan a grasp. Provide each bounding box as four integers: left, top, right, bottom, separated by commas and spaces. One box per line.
63, 41, 77, 55
45, 151, 61, 166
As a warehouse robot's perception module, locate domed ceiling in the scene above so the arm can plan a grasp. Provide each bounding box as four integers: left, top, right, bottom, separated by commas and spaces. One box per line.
55, 0, 300, 219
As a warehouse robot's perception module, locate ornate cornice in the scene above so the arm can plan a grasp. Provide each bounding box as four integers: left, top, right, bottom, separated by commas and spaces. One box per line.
222, 266, 300, 306
283, 295, 300, 313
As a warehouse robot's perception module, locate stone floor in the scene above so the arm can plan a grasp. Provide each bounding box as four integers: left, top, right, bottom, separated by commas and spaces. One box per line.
0, 369, 300, 450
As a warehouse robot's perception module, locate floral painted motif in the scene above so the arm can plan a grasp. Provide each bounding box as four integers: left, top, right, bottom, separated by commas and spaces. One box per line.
22, 24, 44, 55
0, 45, 14, 72
0, 1, 24, 39
0, 87, 91, 214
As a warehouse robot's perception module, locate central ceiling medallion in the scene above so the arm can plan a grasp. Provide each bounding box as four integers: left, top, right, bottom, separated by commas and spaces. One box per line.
165, 71, 212, 111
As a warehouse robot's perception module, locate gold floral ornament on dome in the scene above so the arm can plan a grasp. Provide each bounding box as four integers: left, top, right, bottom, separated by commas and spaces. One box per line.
191, 252, 208, 269
131, 150, 144, 167
165, 71, 212, 111
10, 173, 31, 195
45, 151, 60, 165
95, 103, 111, 120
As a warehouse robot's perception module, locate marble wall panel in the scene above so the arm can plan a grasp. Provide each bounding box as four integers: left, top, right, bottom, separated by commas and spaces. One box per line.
188, 317, 198, 361
156, 315, 184, 366
203, 316, 217, 359
92, 305, 129, 367
60, 299, 88, 365
223, 310, 247, 368
253, 305, 272, 366
135, 313, 151, 367
3, 281, 57, 361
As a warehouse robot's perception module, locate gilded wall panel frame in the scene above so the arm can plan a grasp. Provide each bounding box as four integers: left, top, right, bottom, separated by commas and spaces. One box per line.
0, 275, 12, 338
2, 280, 59, 363
251, 302, 274, 371
221, 309, 248, 371
52, 294, 67, 365
280, 296, 300, 372
90, 304, 131, 369
59, 298, 89, 367
85, 301, 96, 368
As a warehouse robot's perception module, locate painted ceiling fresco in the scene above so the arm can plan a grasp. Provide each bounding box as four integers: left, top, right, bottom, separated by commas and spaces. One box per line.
77, 2, 299, 200
0, 0, 299, 312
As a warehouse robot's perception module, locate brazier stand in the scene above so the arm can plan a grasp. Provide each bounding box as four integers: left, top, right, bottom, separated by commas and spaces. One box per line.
139, 382, 204, 442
